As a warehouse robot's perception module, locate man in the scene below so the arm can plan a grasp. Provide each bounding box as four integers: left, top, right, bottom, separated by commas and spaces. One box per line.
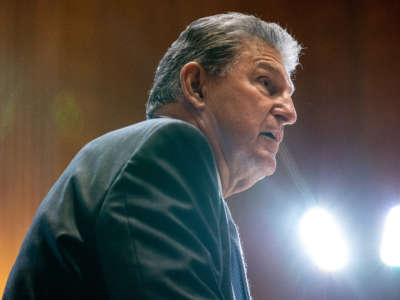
3, 12, 301, 300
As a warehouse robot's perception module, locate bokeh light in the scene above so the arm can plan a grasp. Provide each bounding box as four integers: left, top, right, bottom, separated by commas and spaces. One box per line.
299, 207, 349, 272
380, 205, 400, 267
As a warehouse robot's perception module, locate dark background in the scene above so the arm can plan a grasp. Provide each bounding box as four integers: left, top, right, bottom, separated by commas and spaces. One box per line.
1, 1, 400, 299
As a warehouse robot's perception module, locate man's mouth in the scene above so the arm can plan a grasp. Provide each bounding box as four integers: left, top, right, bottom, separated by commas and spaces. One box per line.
261, 132, 276, 141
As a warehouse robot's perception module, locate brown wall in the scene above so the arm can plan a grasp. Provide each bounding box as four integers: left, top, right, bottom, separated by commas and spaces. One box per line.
2, 1, 400, 299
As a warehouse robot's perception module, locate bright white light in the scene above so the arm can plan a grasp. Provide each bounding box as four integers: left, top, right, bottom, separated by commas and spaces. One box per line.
380, 205, 400, 267
299, 207, 349, 272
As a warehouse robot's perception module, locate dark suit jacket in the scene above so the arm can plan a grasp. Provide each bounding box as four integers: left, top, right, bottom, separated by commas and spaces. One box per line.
3, 118, 250, 300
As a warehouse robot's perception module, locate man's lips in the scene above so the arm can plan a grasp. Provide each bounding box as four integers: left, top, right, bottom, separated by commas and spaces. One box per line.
261, 132, 276, 140
260, 130, 283, 143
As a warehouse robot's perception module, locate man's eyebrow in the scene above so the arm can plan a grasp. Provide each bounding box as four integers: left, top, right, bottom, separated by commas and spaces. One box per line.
257, 62, 295, 96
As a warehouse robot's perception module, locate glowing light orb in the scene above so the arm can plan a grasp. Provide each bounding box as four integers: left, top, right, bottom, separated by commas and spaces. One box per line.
380, 205, 400, 267
299, 207, 349, 272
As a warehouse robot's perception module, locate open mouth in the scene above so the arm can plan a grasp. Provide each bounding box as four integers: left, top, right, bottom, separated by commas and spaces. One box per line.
261, 132, 276, 141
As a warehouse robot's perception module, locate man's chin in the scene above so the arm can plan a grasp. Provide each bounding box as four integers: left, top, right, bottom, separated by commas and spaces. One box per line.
260, 155, 277, 176
258, 167, 276, 181
248, 162, 276, 186
264, 164, 277, 176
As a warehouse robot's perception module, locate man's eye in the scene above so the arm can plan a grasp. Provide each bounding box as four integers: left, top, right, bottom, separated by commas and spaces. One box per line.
260, 77, 274, 94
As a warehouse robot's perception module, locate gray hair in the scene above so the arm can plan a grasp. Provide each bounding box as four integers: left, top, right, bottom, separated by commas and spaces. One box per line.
146, 12, 302, 118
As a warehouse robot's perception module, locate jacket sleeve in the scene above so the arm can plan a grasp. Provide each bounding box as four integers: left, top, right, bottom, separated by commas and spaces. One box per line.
94, 121, 231, 299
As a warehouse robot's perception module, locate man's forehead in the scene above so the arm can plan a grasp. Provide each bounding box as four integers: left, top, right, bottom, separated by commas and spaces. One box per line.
237, 39, 286, 71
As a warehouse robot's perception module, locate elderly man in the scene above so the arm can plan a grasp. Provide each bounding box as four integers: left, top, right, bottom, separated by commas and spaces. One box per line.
3, 12, 301, 300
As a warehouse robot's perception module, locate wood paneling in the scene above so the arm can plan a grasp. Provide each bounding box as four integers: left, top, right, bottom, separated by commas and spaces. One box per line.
2, 1, 400, 298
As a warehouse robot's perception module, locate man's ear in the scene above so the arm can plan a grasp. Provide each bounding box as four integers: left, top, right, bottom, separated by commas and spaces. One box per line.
180, 62, 207, 110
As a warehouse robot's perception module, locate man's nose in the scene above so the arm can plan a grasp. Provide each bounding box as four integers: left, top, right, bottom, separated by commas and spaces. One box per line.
272, 97, 297, 126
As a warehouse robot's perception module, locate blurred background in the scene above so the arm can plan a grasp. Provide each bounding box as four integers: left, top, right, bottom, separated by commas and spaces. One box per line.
1, 0, 400, 298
